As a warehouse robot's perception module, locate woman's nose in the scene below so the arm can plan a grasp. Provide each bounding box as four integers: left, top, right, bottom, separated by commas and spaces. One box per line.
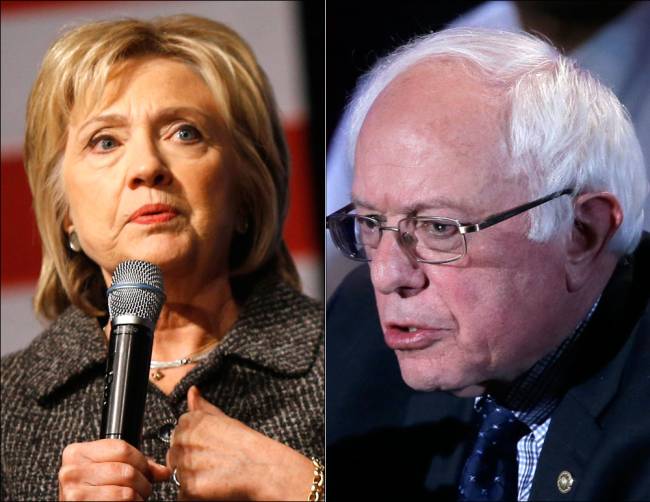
370, 230, 428, 298
126, 134, 172, 189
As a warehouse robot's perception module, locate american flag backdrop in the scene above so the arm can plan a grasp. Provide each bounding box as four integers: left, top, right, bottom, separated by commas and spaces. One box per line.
1, 1, 322, 355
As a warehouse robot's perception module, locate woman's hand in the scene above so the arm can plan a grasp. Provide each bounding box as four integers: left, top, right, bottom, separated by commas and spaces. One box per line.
58, 439, 171, 501
167, 386, 315, 501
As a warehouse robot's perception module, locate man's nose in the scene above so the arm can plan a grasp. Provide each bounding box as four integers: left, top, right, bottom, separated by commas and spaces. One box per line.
126, 133, 172, 189
370, 230, 428, 297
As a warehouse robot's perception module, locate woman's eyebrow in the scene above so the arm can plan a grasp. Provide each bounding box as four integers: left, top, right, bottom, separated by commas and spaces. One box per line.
76, 107, 217, 137
77, 114, 127, 137
154, 106, 215, 123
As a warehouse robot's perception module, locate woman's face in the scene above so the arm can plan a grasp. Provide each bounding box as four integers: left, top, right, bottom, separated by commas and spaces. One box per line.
62, 57, 238, 285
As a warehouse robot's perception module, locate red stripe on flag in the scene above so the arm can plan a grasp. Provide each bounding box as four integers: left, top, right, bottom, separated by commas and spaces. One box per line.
1, 1, 122, 15
284, 120, 319, 256
1, 153, 42, 285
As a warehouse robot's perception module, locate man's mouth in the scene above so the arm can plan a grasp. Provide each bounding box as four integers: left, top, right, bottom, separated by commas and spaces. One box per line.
383, 323, 447, 350
394, 325, 418, 333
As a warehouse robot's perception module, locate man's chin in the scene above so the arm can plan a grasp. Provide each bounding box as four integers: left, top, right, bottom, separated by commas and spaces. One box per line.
397, 361, 486, 397
446, 384, 486, 398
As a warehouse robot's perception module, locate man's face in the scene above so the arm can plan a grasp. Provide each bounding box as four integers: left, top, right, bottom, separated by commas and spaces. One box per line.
352, 60, 572, 396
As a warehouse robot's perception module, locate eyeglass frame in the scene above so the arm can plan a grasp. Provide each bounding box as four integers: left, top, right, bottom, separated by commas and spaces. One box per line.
326, 188, 574, 264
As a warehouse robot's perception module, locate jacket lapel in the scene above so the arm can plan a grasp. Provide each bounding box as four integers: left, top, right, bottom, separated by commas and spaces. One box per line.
530, 237, 649, 500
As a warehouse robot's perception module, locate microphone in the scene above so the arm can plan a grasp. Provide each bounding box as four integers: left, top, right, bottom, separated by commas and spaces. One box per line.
101, 260, 165, 448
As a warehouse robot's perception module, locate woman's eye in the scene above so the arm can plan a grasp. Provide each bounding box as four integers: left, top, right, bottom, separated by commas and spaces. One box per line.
89, 135, 118, 153
174, 125, 202, 142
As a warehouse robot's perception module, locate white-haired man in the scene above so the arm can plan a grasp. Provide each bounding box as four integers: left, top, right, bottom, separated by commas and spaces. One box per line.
326, 28, 649, 501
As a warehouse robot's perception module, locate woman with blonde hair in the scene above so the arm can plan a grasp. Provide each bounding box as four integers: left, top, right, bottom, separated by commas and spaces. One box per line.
1, 15, 323, 501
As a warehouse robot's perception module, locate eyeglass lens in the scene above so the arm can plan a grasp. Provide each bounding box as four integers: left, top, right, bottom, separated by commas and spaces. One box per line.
332, 214, 465, 263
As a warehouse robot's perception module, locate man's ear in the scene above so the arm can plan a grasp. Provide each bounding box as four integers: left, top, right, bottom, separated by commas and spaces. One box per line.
565, 192, 622, 292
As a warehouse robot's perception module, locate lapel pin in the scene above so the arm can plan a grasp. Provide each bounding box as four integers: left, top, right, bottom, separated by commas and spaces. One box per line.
557, 470, 574, 494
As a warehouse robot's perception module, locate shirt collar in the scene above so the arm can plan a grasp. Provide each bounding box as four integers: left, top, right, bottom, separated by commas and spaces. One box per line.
476, 297, 600, 427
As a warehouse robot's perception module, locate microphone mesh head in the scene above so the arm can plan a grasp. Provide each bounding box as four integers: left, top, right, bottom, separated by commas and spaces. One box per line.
107, 260, 165, 324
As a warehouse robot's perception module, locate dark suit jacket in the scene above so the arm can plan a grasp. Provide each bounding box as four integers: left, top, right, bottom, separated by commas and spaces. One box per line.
326, 235, 650, 501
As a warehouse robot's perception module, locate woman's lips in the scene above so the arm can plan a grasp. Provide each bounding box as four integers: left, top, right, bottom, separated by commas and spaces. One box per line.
128, 204, 179, 224
383, 325, 447, 350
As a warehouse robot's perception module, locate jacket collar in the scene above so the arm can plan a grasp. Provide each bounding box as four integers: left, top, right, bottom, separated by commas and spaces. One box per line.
30, 307, 107, 403
206, 277, 323, 376
564, 234, 649, 419
32, 277, 322, 402
529, 234, 649, 500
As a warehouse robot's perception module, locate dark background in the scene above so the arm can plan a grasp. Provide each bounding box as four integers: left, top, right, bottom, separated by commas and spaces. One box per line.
326, 1, 483, 147
300, 1, 326, 245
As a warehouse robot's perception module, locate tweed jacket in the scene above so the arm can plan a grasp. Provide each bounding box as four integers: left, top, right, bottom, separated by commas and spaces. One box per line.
1, 277, 324, 501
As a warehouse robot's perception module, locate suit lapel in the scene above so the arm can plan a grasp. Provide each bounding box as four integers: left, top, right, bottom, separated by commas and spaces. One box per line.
529, 316, 638, 500
529, 394, 602, 500
530, 239, 648, 500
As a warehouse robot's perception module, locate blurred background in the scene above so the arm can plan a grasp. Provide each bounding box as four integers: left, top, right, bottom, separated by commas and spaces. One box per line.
326, 0, 650, 298
1, 0, 324, 355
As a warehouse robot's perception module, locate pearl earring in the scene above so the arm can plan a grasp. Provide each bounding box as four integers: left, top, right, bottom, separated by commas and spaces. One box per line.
68, 230, 81, 252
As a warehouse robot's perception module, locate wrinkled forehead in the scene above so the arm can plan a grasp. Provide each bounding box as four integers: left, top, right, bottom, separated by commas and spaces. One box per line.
356, 59, 511, 174
67, 56, 210, 126
352, 60, 521, 216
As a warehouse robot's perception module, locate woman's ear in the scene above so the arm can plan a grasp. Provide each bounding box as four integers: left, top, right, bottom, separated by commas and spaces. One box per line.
565, 192, 622, 291
63, 208, 73, 234
62, 211, 83, 252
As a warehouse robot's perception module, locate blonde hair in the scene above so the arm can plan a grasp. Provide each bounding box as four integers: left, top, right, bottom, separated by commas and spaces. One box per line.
24, 14, 299, 320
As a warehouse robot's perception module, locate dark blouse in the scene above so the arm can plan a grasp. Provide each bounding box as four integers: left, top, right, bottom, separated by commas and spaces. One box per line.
1, 278, 324, 501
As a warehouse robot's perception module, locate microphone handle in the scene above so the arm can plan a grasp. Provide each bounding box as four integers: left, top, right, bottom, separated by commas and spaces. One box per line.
100, 324, 153, 448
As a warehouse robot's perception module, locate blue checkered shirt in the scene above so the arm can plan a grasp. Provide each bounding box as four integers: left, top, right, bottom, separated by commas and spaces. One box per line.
474, 298, 600, 501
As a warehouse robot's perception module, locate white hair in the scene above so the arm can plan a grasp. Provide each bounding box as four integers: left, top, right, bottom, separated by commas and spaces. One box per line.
346, 28, 648, 255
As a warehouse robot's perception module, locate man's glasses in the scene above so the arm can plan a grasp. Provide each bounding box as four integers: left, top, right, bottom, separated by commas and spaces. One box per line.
326, 188, 574, 264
